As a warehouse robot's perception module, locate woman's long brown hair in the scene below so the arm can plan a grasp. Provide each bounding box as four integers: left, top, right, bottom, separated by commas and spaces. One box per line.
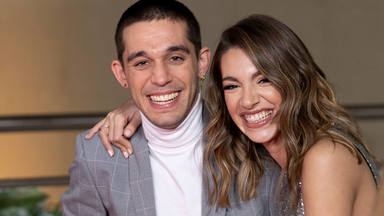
203, 14, 372, 207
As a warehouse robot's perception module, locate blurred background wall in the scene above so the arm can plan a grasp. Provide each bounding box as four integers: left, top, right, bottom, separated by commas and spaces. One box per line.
1, 0, 383, 207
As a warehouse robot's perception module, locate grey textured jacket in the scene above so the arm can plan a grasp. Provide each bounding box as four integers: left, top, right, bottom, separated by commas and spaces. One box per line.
61, 127, 284, 216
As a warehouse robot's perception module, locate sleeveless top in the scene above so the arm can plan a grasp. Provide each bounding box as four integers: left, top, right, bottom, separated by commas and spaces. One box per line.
295, 133, 380, 216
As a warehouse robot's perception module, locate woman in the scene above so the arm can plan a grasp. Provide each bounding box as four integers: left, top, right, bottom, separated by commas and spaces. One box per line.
203, 14, 378, 215
88, 15, 379, 215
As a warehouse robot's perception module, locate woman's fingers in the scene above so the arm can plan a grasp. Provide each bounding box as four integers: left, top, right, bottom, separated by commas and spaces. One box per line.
85, 118, 106, 139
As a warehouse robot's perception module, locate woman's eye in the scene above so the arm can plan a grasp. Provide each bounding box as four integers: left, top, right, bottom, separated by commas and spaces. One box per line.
223, 84, 238, 90
258, 78, 270, 84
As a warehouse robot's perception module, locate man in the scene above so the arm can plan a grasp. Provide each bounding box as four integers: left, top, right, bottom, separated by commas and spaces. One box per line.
61, 1, 282, 215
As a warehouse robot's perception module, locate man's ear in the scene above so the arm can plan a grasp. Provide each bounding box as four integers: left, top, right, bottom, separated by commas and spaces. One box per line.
197, 47, 211, 78
111, 60, 129, 88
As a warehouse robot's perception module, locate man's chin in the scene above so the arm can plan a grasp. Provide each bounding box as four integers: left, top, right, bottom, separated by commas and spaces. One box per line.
147, 115, 185, 130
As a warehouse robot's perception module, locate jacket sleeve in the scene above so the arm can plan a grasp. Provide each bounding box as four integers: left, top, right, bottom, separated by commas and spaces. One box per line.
265, 158, 294, 216
61, 133, 107, 216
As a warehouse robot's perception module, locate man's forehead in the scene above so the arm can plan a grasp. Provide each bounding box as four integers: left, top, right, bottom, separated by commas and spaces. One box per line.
127, 45, 191, 63
122, 19, 192, 57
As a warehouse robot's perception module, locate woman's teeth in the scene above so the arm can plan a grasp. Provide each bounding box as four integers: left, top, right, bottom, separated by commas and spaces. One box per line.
244, 110, 272, 123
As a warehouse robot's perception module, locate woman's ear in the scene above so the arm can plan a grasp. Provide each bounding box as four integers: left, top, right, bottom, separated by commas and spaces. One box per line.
111, 60, 129, 88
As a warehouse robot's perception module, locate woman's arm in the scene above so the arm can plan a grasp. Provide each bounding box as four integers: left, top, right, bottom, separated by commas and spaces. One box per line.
301, 139, 364, 216
372, 168, 384, 216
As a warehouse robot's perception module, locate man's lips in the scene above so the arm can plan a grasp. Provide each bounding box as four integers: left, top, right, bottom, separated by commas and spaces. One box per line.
149, 92, 179, 105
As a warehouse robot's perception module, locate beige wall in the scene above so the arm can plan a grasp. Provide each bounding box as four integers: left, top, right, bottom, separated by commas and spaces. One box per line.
0, 0, 133, 115
1, 0, 383, 204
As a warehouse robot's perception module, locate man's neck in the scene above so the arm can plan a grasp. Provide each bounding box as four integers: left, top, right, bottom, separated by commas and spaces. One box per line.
140, 94, 203, 151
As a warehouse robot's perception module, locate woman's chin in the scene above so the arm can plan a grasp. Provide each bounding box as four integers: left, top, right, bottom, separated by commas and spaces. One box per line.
245, 128, 280, 145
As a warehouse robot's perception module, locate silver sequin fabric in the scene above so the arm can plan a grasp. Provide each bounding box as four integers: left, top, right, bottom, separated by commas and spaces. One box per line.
297, 181, 305, 216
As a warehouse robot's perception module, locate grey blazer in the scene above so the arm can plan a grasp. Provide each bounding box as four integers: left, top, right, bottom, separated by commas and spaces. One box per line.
61, 128, 284, 216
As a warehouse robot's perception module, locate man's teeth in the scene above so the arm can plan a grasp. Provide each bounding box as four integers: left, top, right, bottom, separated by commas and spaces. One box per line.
150, 92, 179, 105
245, 110, 272, 123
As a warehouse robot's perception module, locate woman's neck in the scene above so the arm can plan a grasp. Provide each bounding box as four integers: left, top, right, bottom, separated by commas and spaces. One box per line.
262, 133, 287, 168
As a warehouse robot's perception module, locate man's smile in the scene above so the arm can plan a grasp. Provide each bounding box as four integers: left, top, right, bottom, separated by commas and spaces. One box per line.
149, 92, 179, 105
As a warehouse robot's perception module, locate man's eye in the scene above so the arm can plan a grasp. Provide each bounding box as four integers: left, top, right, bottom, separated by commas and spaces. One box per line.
170, 56, 184, 61
223, 84, 238, 90
134, 61, 148, 67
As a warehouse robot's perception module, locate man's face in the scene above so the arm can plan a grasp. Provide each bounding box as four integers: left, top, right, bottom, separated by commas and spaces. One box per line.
112, 19, 208, 129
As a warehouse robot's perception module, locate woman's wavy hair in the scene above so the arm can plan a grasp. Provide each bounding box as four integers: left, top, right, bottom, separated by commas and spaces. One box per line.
203, 14, 372, 207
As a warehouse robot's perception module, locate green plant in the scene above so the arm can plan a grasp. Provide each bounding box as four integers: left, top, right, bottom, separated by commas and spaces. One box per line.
0, 187, 61, 216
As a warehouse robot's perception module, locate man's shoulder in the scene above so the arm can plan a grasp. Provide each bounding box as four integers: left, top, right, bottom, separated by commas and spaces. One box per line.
74, 130, 110, 161
74, 127, 148, 161
76, 130, 101, 152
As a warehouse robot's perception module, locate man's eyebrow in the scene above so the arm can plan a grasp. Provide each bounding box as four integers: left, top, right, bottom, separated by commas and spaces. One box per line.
127, 51, 147, 62
167, 45, 190, 54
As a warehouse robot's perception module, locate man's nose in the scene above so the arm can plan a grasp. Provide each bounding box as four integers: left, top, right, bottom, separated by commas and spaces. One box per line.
151, 62, 172, 86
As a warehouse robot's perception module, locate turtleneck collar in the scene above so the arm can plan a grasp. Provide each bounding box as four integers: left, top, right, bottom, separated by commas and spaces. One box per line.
140, 94, 203, 153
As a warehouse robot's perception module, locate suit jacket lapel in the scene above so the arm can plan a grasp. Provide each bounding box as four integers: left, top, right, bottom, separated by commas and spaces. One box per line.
128, 127, 156, 216
201, 103, 227, 216
201, 178, 227, 216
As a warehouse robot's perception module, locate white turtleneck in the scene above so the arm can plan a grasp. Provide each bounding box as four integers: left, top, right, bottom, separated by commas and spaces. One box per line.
140, 94, 203, 216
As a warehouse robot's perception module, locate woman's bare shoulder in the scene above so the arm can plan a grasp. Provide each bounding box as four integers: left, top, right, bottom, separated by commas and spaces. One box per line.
302, 138, 363, 193
303, 138, 360, 170
300, 139, 362, 215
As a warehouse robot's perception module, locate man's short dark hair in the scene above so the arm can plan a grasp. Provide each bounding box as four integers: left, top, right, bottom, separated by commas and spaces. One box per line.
115, 0, 202, 64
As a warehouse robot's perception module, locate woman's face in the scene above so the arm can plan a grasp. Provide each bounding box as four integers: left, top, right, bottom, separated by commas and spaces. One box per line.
220, 48, 282, 144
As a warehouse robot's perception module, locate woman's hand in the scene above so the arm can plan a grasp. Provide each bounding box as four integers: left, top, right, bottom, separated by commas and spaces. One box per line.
85, 99, 141, 158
